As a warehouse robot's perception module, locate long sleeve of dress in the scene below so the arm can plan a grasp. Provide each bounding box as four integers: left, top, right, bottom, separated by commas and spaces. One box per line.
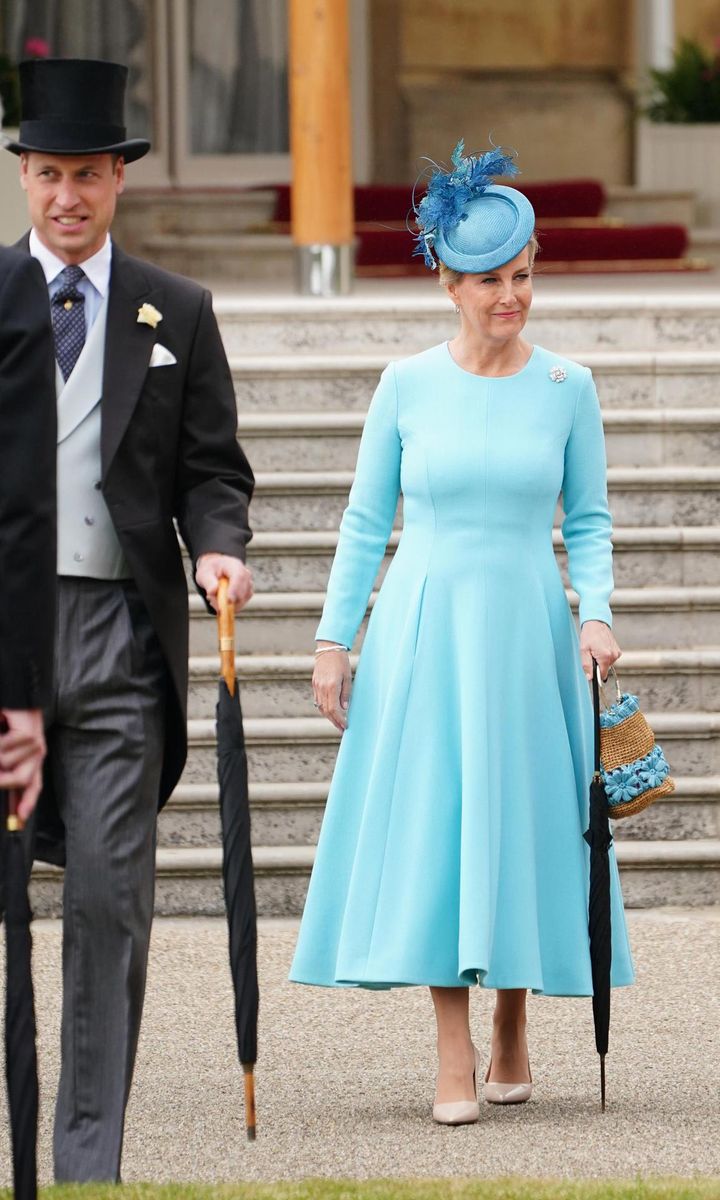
316, 364, 402, 648
561, 368, 614, 628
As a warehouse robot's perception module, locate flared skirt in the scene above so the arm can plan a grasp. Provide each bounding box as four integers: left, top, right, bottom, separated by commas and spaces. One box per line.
290, 547, 635, 996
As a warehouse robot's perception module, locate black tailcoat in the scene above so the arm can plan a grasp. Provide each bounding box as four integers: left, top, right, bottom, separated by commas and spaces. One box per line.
0, 246, 56, 710
18, 237, 254, 864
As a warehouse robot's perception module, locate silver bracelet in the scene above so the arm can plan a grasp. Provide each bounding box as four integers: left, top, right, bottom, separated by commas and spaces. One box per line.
314, 643, 349, 657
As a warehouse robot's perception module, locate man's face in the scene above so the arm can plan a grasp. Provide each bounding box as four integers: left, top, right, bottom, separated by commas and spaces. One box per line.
20, 152, 125, 263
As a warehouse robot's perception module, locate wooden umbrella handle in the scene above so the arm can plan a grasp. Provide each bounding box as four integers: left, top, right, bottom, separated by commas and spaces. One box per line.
6, 790, 22, 832
217, 578, 236, 695
243, 1064, 256, 1140
0, 715, 23, 831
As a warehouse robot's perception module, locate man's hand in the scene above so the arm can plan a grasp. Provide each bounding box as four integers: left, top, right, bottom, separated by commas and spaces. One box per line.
196, 553, 254, 613
0, 708, 46, 820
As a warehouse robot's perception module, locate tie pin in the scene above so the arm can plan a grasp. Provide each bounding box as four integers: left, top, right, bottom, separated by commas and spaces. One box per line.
64, 299, 73, 310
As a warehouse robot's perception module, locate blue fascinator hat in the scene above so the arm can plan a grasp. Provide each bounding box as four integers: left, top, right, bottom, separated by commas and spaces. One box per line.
413, 139, 535, 272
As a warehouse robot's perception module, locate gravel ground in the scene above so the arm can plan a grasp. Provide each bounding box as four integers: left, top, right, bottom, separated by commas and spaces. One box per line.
0, 909, 718, 1187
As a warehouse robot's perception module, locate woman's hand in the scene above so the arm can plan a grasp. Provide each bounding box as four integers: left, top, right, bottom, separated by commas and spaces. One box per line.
580, 620, 621, 682
313, 644, 352, 732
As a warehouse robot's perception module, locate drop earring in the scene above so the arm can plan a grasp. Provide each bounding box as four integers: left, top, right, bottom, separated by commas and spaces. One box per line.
455, 305, 460, 314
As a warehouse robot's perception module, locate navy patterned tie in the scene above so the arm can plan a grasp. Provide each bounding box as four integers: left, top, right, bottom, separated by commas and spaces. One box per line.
52, 265, 87, 381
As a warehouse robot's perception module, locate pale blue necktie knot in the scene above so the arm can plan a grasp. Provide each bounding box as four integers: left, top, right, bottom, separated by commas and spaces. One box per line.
53, 265, 87, 382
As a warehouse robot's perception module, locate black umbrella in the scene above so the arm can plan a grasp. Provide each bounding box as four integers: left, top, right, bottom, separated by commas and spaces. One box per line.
0, 722, 39, 1200
216, 579, 259, 1140
583, 657, 613, 1111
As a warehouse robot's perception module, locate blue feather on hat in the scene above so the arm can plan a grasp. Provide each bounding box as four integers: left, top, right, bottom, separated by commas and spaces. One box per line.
413, 139, 519, 269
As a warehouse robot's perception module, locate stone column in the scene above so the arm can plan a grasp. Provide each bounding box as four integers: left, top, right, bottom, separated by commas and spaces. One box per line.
289, 0, 354, 295
635, 0, 675, 74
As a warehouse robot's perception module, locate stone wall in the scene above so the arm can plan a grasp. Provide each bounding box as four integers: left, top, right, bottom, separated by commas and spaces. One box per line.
399, 0, 631, 71
404, 72, 634, 185
371, 0, 634, 184
676, 0, 720, 49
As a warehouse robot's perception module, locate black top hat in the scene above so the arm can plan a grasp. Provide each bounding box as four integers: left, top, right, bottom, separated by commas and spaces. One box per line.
3, 58, 150, 163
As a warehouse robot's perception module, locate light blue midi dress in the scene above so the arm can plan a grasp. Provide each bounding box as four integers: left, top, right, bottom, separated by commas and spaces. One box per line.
290, 342, 635, 995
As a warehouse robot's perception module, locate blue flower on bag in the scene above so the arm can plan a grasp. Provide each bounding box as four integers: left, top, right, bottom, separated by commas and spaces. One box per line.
605, 766, 643, 805
636, 745, 670, 789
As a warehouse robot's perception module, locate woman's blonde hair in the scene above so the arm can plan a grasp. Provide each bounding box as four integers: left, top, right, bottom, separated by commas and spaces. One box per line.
437, 231, 539, 287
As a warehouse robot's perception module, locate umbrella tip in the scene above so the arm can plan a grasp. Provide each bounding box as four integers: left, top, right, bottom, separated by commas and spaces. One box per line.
246, 1125, 256, 1141
601, 1054, 607, 1112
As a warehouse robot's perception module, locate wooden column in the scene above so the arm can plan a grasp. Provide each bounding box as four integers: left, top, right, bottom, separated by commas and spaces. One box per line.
289, 0, 354, 294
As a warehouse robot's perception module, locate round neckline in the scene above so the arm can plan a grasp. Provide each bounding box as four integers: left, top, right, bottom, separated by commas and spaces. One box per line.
444, 340, 537, 381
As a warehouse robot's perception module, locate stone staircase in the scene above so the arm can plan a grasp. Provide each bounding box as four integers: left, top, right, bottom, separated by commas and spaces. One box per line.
32, 290, 720, 915
113, 185, 708, 281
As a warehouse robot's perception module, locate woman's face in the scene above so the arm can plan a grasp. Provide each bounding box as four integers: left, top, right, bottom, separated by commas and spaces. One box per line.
447, 247, 533, 343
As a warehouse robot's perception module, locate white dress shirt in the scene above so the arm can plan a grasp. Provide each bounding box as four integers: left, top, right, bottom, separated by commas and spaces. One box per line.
29, 229, 112, 332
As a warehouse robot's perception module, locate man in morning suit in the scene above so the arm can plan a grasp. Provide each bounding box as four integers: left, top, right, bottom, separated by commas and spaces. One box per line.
5, 57, 255, 1182
0, 246, 56, 827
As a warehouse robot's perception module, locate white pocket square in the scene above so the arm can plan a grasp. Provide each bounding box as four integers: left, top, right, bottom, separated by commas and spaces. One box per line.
149, 343, 177, 368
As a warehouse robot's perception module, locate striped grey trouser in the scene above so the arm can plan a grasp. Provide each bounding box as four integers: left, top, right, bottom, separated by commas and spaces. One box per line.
45, 577, 166, 1184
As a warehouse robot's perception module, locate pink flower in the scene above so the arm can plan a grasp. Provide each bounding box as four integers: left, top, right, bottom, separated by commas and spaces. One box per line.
24, 37, 50, 58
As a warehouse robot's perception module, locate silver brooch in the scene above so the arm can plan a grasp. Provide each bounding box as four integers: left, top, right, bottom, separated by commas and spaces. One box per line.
549, 366, 567, 383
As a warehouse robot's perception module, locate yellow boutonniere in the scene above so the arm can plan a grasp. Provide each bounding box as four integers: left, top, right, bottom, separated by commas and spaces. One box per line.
137, 302, 162, 329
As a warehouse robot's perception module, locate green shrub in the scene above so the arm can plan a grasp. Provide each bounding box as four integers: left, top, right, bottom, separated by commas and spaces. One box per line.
645, 37, 720, 122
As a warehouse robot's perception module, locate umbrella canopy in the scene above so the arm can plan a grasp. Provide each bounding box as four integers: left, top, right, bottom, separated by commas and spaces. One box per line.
1, 775, 39, 1199
216, 580, 259, 1139
583, 659, 614, 1111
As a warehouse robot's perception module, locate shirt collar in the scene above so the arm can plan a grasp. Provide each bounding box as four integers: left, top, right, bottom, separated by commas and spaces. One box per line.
29, 229, 112, 297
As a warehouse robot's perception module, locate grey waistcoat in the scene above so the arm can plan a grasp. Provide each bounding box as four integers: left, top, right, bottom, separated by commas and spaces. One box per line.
56, 295, 131, 579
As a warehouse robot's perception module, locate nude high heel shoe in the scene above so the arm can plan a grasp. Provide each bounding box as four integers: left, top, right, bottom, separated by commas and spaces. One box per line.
483, 1055, 533, 1105
432, 1044, 482, 1126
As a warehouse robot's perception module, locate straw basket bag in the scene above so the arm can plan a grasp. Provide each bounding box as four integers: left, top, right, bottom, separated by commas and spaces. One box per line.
594, 666, 675, 820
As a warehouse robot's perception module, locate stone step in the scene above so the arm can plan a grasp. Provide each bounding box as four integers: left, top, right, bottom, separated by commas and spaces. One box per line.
573, 527, 720, 588
236, 408, 720, 472
28, 838, 720, 917
608, 649, 720, 713
145, 232, 293, 283
185, 715, 338, 784
181, 710, 720, 782
117, 188, 276, 240
605, 185, 696, 227
30, 844, 312, 919
189, 654, 315, 719
690, 229, 720, 270
214, 292, 720, 356
248, 467, 720, 531
237, 527, 720, 592
187, 649, 720, 721
231, 350, 720, 412
158, 773, 720, 849
190, 588, 720, 654
614, 776, 720, 842
161, 781, 328, 848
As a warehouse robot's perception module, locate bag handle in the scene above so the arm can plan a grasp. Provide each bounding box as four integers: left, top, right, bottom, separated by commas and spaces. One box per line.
591, 660, 623, 775
598, 664, 622, 708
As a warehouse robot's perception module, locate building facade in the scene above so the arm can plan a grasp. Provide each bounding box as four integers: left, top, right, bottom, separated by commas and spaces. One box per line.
0, 0, 716, 193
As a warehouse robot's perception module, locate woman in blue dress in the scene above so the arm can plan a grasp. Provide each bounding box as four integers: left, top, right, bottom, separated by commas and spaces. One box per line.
290, 143, 635, 1125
